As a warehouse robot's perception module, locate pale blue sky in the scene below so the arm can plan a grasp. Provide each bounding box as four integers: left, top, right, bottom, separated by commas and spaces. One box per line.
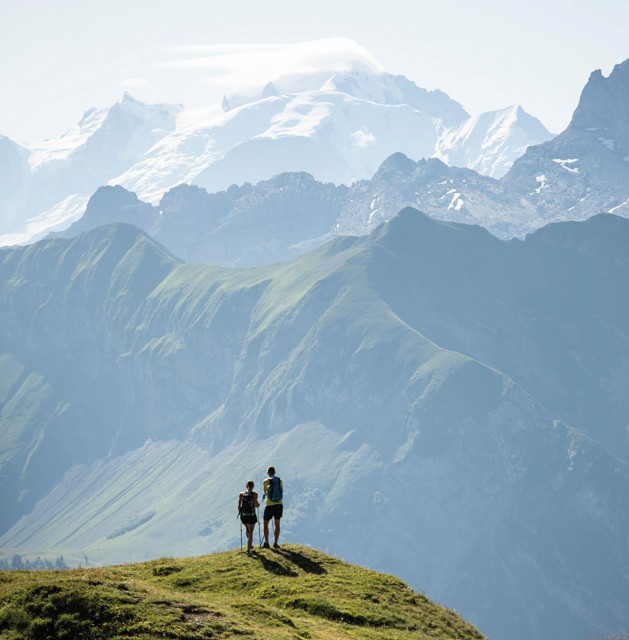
2, 0, 628, 142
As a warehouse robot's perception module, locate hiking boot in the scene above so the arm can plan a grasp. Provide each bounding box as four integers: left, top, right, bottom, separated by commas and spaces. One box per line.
273, 543, 281, 549
246, 550, 251, 557
262, 542, 270, 549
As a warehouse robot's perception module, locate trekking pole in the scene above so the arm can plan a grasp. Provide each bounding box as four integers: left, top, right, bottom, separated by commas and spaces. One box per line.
239, 516, 243, 553
257, 507, 262, 548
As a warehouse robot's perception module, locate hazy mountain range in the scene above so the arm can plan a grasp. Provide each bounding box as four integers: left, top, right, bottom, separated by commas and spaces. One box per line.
1, 209, 628, 640
41, 58, 629, 269
0, 53, 552, 245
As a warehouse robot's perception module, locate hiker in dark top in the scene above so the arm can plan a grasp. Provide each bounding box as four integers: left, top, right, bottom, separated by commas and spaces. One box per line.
262, 466, 283, 549
238, 480, 259, 555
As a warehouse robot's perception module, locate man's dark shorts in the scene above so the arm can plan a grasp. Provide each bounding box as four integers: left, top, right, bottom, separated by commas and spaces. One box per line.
263, 504, 283, 521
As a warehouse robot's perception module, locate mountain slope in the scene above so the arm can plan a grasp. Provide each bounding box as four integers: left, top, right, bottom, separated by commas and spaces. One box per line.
284, 50, 629, 242
0, 95, 180, 242
364, 210, 629, 463
0, 545, 486, 639
502, 58, 629, 218
1, 212, 628, 640
0, 136, 31, 231
342, 55, 629, 236
434, 105, 553, 178
0, 224, 182, 531
57, 176, 347, 266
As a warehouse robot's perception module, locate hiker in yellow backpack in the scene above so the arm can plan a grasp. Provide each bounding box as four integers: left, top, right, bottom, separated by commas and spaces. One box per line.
262, 466, 283, 549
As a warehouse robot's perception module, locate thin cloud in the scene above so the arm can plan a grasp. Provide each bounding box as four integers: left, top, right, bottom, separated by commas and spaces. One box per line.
161, 38, 385, 91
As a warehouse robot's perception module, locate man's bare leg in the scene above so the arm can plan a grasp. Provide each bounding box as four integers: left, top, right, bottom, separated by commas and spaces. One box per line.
274, 518, 281, 546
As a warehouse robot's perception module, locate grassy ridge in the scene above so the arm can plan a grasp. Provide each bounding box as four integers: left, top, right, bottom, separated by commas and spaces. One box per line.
0, 544, 485, 639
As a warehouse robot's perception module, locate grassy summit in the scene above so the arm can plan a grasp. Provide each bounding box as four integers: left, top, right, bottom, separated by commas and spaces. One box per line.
0, 544, 485, 639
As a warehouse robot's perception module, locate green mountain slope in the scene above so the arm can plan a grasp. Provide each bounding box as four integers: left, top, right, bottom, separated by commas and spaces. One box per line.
1, 212, 628, 640
0, 224, 181, 531
364, 209, 629, 461
0, 545, 485, 640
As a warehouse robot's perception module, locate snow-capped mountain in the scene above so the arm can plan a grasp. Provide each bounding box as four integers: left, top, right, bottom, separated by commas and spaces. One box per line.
117, 68, 469, 202
0, 41, 552, 246
0, 136, 30, 230
434, 105, 553, 178
9, 51, 629, 252
346, 60, 629, 236
223, 64, 468, 128
49, 57, 629, 269
0, 94, 181, 243
27, 93, 181, 174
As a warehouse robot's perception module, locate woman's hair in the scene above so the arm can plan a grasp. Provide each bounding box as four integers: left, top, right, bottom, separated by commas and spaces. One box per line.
246, 480, 254, 489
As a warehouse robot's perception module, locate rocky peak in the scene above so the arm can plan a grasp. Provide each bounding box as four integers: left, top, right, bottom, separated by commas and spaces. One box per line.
53, 185, 157, 239
372, 152, 418, 180
569, 58, 629, 136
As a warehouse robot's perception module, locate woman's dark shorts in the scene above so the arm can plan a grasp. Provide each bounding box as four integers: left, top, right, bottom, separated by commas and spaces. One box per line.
263, 504, 283, 521
240, 514, 257, 525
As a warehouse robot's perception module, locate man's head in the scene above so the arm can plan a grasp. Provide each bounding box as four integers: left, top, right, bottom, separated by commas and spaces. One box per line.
267, 466, 276, 477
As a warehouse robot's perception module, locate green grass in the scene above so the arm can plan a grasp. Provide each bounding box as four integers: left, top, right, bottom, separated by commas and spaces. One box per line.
0, 545, 485, 639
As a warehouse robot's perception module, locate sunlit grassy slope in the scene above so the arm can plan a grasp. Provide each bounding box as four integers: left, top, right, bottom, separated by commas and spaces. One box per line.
0, 544, 485, 640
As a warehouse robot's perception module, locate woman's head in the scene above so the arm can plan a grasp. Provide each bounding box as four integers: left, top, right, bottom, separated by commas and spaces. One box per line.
246, 480, 254, 490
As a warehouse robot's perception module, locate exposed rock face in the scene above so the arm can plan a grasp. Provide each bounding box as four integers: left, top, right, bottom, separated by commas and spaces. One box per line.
57, 175, 346, 266
65, 185, 156, 234
502, 59, 629, 220
349, 60, 629, 235
570, 60, 629, 136
1, 212, 628, 640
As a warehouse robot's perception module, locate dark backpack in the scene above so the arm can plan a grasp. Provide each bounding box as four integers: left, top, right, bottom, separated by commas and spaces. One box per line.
240, 491, 255, 516
266, 476, 283, 502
